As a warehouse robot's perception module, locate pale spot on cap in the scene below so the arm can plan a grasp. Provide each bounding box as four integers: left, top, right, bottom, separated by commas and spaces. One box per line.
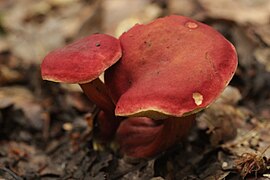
192, 92, 203, 106
185, 21, 198, 29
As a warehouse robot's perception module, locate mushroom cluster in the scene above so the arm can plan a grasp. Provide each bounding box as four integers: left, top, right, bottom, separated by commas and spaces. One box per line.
41, 15, 238, 158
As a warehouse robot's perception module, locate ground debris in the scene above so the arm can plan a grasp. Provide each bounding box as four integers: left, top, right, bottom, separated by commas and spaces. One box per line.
220, 120, 270, 178
197, 86, 243, 146
235, 149, 270, 178
1, 0, 270, 179
198, 0, 270, 25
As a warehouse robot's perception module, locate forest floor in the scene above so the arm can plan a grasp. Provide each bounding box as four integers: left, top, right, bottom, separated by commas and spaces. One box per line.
1, 0, 270, 179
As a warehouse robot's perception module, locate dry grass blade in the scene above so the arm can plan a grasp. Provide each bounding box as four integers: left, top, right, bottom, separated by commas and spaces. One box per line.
0, 166, 23, 180
235, 145, 270, 178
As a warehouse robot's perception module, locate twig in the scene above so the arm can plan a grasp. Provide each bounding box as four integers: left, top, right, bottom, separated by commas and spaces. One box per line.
0, 167, 23, 180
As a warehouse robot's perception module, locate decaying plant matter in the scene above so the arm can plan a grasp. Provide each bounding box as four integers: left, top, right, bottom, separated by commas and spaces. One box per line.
235, 146, 270, 178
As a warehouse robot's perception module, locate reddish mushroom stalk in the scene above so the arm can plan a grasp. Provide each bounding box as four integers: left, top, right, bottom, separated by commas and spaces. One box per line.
80, 79, 120, 141
116, 115, 195, 158
41, 34, 122, 141
80, 78, 115, 115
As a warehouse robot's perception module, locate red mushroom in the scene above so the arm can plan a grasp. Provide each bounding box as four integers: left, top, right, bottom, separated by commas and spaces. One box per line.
41, 34, 122, 141
105, 15, 238, 157
116, 115, 195, 158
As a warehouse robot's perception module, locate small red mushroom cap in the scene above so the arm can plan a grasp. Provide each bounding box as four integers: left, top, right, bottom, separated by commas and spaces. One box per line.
41, 34, 121, 84
105, 15, 238, 119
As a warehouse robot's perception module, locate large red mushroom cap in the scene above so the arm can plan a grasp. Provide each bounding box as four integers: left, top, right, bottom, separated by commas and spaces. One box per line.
41, 34, 121, 84
105, 15, 238, 119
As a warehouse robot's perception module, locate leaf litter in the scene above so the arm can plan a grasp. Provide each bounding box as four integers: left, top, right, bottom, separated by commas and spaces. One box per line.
1, 0, 270, 179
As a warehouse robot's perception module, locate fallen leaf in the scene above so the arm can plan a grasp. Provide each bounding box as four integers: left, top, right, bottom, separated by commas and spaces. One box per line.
215, 86, 242, 105
0, 65, 23, 85
197, 86, 243, 146
254, 24, 270, 46
2, 0, 101, 65
103, 0, 155, 36
168, 0, 200, 17
0, 86, 44, 130
255, 48, 270, 72
198, 0, 270, 25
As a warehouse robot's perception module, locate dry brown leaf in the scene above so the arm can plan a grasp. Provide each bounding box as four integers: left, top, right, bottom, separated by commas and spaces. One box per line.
197, 86, 243, 146
0, 65, 23, 84
198, 0, 270, 25
103, 0, 149, 35
0, 86, 43, 129
5, 18, 65, 65
255, 48, 270, 72
0, 141, 50, 176
219, 120, 270, 178
198, 103, 238, 146
2, 0, 101, 65
222, 121, 270, 164
103, 0, 162, 36
168, 0, 200, 17
66, 91, 94, 112
215, 86, 242, 105
0, 37, 9, 52
232, 27, 258, 68
255, 24, 270, 46
48, 0, 78, 7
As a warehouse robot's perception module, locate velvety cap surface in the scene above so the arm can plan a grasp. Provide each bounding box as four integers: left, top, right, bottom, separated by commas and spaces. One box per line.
41, 34, 121, 84
105, 15, 238, 119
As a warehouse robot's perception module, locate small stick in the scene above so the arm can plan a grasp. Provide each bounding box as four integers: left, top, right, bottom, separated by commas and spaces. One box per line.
0, 167, 23, 180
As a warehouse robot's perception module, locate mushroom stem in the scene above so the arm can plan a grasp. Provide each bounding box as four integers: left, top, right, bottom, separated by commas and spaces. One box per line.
95, 110, 121, 142
80, 78, 120, 141
116, 114, 196, 158
79, 78, 115, 114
